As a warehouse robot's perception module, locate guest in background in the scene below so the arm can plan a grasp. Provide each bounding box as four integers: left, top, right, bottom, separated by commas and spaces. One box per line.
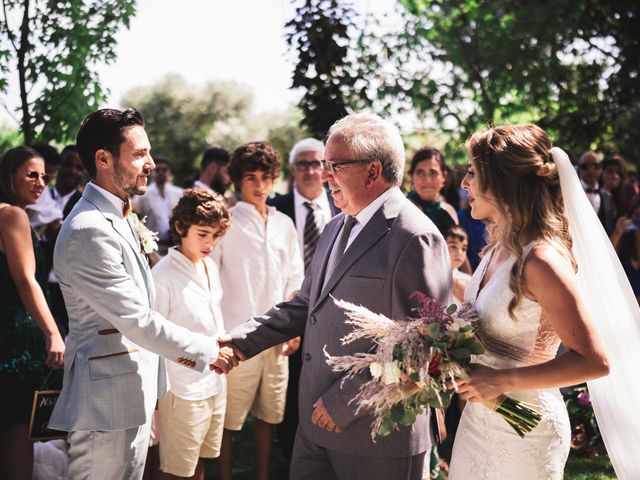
268, 137, 339, 464
601, 154, 635, 218
579, 150, 616, 235
610, 198, 640, 303
407, 147, 458, 235
445, 225, 471, 306
0, 146, 65, 480
133, 157, 183, 254
186, 147, 235, 204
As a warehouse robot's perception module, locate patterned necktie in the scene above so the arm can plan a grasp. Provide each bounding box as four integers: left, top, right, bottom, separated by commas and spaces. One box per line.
303, 201, 321, 271
322, 215, 358, 289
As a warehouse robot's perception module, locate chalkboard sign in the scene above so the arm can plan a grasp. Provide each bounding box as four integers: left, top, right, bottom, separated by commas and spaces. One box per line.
28, 390, 66, 441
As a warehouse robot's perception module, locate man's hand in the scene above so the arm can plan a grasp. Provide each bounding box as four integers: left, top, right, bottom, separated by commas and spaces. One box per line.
210, 333, 247, 374
281, 337, 301, 356
210, 345, 240, 374
311, 398, 341, 433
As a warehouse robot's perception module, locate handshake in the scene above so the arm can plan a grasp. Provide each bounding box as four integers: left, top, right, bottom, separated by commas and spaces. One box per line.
209, 333, 246, 374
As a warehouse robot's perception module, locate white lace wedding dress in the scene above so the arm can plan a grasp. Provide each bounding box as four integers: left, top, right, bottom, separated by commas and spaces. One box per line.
448, 242, 571, 479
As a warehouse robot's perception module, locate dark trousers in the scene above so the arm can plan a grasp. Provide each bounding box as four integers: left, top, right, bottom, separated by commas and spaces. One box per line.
278, 344, 303, 463
290, 427, 425, 480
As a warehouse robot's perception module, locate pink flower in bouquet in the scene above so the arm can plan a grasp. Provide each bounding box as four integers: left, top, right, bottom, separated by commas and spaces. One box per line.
577, 391, 591, 407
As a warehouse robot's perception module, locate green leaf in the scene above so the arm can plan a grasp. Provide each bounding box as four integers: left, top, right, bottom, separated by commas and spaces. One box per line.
378, 417, 396, 437
449, 348, 471, 360
409, 372, 421, 382
446, 304, 457, 315
398, 408, 417, 427
390, 403, 406, 423
469, 342, 486, 354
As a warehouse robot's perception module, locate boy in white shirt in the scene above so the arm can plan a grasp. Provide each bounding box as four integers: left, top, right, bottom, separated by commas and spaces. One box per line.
212, 141, 304, 480
151, 188, 232, 479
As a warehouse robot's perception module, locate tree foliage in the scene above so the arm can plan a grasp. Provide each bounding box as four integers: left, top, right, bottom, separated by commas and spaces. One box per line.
0, 0, 136, 144
354, 0, 639, 162
286, 0, 367, 139
122, 74, 308, 184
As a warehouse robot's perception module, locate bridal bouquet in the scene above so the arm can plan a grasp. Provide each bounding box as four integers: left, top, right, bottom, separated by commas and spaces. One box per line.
325, 293, 542, 440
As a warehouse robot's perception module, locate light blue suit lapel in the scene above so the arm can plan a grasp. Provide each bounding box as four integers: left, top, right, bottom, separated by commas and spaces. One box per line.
83, 184, 154, 303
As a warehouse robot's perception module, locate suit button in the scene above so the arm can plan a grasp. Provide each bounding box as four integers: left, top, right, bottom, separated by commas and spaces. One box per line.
305, 353, 312, 361
310, 316, 317, 324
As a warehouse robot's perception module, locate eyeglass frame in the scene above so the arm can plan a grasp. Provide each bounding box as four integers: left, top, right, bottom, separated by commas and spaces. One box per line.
293, 160, 323, 171
320, 159, 372, 174
25, 171, 50, 185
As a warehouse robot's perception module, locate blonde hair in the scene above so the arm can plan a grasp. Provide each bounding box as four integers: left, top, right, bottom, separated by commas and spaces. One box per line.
467, 124, 576, 318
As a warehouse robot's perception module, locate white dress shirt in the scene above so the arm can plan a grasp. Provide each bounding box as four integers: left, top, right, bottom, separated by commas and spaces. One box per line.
194, 180, 213, 191
28, 186, 77, 227
581, 179, 601, 214
132, 182, 183, 241
151, 248, 226, 400
293, 187, 333, 250
345, 187, 400, 251
211, 201, 304, 331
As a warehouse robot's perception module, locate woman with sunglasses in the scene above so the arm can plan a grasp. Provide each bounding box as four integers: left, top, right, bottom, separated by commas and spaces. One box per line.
0, 146, 65, 479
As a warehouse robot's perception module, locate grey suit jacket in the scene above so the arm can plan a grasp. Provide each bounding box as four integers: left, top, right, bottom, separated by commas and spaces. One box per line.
230, 190, 451, 457
49, 183, 214, 432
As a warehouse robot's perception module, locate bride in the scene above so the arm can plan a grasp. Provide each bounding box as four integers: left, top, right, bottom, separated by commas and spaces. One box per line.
448, 124, 640, 479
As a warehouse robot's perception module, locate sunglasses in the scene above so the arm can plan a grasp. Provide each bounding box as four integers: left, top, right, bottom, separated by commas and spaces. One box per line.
25, 171, 51, 185
580, 163, 602, 171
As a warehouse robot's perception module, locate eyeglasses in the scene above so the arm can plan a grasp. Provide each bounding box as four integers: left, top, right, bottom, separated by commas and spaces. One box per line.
25, 171, 50, 185
294, 160, 323, 171
580, 163, 602, 171
320, 159, 371, 174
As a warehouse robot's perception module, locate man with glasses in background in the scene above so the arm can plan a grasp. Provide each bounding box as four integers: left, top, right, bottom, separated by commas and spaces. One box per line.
268, 138, 339, 464
579, 150, 616, 234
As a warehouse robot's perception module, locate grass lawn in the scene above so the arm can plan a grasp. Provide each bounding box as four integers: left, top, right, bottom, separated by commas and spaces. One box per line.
200, 415, 616, 479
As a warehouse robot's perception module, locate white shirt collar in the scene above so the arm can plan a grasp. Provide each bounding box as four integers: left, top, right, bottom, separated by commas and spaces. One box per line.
353, 187, 399, 228
90, 182, 126, 217
293, 187, 329, 208
235, 200, 276, 217
194, 180, 213, 191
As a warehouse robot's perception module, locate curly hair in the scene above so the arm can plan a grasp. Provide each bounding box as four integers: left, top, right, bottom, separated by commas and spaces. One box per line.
228, 141, 281, 191
170, 188, 231, 244
467, 124, 576, 319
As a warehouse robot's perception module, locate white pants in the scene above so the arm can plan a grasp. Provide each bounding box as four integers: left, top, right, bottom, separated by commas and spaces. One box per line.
66, 422, 152, 480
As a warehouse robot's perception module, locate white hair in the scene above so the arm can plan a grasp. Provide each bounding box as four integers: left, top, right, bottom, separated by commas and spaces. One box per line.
289, 138, 325, 165
327, 113, 405, 186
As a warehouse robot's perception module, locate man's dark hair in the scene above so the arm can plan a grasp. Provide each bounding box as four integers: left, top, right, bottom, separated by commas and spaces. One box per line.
229, 141, 281, 190
155, 157, 172, 169
30, 143, 61, 169
76, 108, 144, 178
408, 146, 446, 176
201, 147, 230, 171
62, 144, 79, 154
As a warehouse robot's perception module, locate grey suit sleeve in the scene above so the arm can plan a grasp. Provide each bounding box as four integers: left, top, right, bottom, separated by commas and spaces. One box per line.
322, 231, 452, 428
229, 270, 312, 357
60, 224, 216, 371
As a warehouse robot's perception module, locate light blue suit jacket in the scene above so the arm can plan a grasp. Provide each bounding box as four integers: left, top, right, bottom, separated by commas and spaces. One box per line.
49, 183, 214, 432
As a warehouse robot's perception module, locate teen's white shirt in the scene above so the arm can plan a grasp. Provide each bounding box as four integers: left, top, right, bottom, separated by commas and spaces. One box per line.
152, 248, 226, 400
212, 201, 304, 331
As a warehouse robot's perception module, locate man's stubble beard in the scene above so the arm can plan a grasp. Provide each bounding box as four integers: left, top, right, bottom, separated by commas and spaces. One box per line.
114, 158, 147, 196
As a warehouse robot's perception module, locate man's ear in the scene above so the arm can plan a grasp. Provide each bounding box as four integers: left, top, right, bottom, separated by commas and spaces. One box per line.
367, 161, 382, 182
95, 149, 112, 172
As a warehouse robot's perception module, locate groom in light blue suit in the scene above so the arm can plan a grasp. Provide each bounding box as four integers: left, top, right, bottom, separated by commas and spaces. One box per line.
49, 108, 236, 479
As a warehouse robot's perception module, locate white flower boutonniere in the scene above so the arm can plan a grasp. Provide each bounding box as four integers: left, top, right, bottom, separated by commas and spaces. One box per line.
130, 213, 159, 254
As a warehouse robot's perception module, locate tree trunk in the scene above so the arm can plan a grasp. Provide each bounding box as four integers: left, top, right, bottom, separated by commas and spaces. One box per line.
17, 0, 32, 144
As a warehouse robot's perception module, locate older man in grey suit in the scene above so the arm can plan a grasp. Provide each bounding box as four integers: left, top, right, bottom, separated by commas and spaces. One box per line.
50, 108, 236, 480
222, 113, 451, 480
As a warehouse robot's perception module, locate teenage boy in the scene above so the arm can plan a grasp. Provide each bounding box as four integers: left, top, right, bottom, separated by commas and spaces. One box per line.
212, 141, 304, 480
152, 188, 232, 479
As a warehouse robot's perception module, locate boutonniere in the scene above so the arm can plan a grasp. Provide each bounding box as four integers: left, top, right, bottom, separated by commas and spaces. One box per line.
129, 213, 159, 254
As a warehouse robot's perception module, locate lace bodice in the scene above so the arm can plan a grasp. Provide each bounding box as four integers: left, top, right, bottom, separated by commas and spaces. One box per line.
464, 241, 561, 370
449, 241, 571, 479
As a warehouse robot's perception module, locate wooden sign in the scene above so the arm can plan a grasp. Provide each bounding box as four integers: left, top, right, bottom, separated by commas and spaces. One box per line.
28, 390, 66, 441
